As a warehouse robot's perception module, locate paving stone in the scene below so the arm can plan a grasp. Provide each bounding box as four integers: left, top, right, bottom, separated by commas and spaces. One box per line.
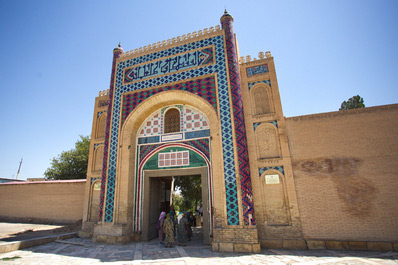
0, 237, 397, 264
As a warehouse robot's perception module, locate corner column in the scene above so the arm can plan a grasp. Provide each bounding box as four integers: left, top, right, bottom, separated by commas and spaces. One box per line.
213, 10, 260, 253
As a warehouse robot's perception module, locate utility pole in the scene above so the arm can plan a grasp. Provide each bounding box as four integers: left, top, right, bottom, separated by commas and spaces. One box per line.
16, 158, 23, 180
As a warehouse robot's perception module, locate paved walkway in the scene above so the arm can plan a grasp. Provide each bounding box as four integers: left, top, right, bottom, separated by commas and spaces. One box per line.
0, 224, 397, 264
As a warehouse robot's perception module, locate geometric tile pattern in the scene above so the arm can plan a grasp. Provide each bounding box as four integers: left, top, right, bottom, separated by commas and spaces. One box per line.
103, 34, 238, 223
253, 120, 278, 131
158, 150, 189, 167
269, 120, 278, 128
121, 76, 217, 127
97, 111, 106, 117
137, 105, 210, 137
258, 166, 285, 177
246, 64, 268, 77
222, 13, 255, 226
98, 47, 123, 221
139, 138, 210, 162
248, 80, 271, 90
253, 122, 261, 131
183, 107, 210, 131
134, 141, 213, 232
138, 112, 162, 137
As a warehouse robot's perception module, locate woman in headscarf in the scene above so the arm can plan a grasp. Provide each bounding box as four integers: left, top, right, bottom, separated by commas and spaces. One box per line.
186, 212, 193, 241
177, 212, 188, 246
162, 213, 175, 248
157, 211, 166, 243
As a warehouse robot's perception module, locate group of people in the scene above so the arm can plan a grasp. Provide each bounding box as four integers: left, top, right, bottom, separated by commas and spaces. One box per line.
157, 211, 195, 248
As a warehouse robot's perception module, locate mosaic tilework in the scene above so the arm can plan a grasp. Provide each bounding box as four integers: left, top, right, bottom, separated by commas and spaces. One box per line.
134, 139, 213, 231
248, 80, 271, 90
246, 64, 269, 76
98, 100, 108, 107
139, 138, 210, 162
138, 112, 162, 137
121, 77, 217, 126
137, 105, 210, 137
98, 47, 123, 221
222, 14, 255, 226
91, 177, 101, 184
253, 122, 261, 131
270, 120, 278, 128
259, 166, 285, 177
104, 34, 238, 223
158, 150, 189, 167
97, 111, 106, 117
124, 47, 214, 84
253, 121, 278, 131
183, 107, 210, 131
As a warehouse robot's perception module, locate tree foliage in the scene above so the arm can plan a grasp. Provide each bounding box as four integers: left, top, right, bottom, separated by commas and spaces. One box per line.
44, 135, 90, 180
339, 95, 365, 110
174, 175, 202, 212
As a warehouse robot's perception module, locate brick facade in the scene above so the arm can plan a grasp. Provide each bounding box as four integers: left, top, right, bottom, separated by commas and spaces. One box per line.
0, 180, 85, 224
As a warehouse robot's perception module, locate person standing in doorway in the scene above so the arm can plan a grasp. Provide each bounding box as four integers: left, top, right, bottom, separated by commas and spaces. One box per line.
157, 211, 166, 244
163, 213, 175, 248
177, 212, 188, 246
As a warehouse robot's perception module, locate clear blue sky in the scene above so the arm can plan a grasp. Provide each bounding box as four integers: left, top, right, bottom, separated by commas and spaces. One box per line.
1, 0, 397, 180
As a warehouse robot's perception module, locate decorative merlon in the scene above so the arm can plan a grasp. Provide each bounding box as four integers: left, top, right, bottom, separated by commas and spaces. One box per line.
121, 25, 222, 58
98, 89, 109, 96
239, 51, 272, 64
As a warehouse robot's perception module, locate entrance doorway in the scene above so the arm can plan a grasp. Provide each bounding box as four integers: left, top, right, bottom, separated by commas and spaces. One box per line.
141, 167, 210, 244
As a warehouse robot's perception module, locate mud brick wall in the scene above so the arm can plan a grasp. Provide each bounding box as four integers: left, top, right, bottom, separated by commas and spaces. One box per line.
0, 180, 86, 224
286, 104, 398, 242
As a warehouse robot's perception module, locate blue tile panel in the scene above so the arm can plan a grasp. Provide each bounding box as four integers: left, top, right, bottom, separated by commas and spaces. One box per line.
222, 15, 255, 225
248, 80, 271, 90
259, 166, 285, 177
253, 121, 278, 131
246, 64, 268, 76
103, 34, 239, 223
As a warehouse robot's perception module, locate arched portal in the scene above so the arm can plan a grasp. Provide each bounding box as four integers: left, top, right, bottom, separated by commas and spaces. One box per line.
109, 90, 225, 244
139, 144, 212, 244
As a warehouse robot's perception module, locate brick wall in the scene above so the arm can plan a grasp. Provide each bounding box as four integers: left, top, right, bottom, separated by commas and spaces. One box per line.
286, 104, 398, 242
0, 180, 86, 224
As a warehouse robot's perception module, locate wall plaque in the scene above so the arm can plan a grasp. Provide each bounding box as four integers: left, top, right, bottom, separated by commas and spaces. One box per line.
265, 174, 280, 184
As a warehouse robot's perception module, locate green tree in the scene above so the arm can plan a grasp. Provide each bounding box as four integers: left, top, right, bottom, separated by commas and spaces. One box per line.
339, 95, 365, 110
174, 175, 202, 212
44, 135, 90, 180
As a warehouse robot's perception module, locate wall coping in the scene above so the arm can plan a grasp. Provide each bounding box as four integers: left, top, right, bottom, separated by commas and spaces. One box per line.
0, 179, 86, 186
286, 104, 398, 122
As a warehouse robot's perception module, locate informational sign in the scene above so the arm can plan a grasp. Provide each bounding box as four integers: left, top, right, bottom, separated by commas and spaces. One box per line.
161, 133, 183, 142
93, 182, 101, 190
265, 174, 280, 184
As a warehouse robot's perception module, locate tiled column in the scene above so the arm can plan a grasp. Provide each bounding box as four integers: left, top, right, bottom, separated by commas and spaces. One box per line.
221, 11, 256, 226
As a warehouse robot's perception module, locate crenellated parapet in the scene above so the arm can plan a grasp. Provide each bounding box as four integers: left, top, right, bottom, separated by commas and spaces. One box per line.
239, 51, 272, 64
98, 89, 109, 97
120, 25, 222, 58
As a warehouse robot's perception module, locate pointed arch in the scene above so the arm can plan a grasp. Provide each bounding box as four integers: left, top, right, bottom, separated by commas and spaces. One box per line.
93, 145, 104, 172
256, 123, 281, 159
96, 113, 107, 139
114, 90, 224, 229
251, 84, 273, 115
164, 108, 181, 133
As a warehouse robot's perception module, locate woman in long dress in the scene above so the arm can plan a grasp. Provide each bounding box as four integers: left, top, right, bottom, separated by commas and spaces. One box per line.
158, 211, 166, 243
162, 213, 175, 248
177, 212, 188, 246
